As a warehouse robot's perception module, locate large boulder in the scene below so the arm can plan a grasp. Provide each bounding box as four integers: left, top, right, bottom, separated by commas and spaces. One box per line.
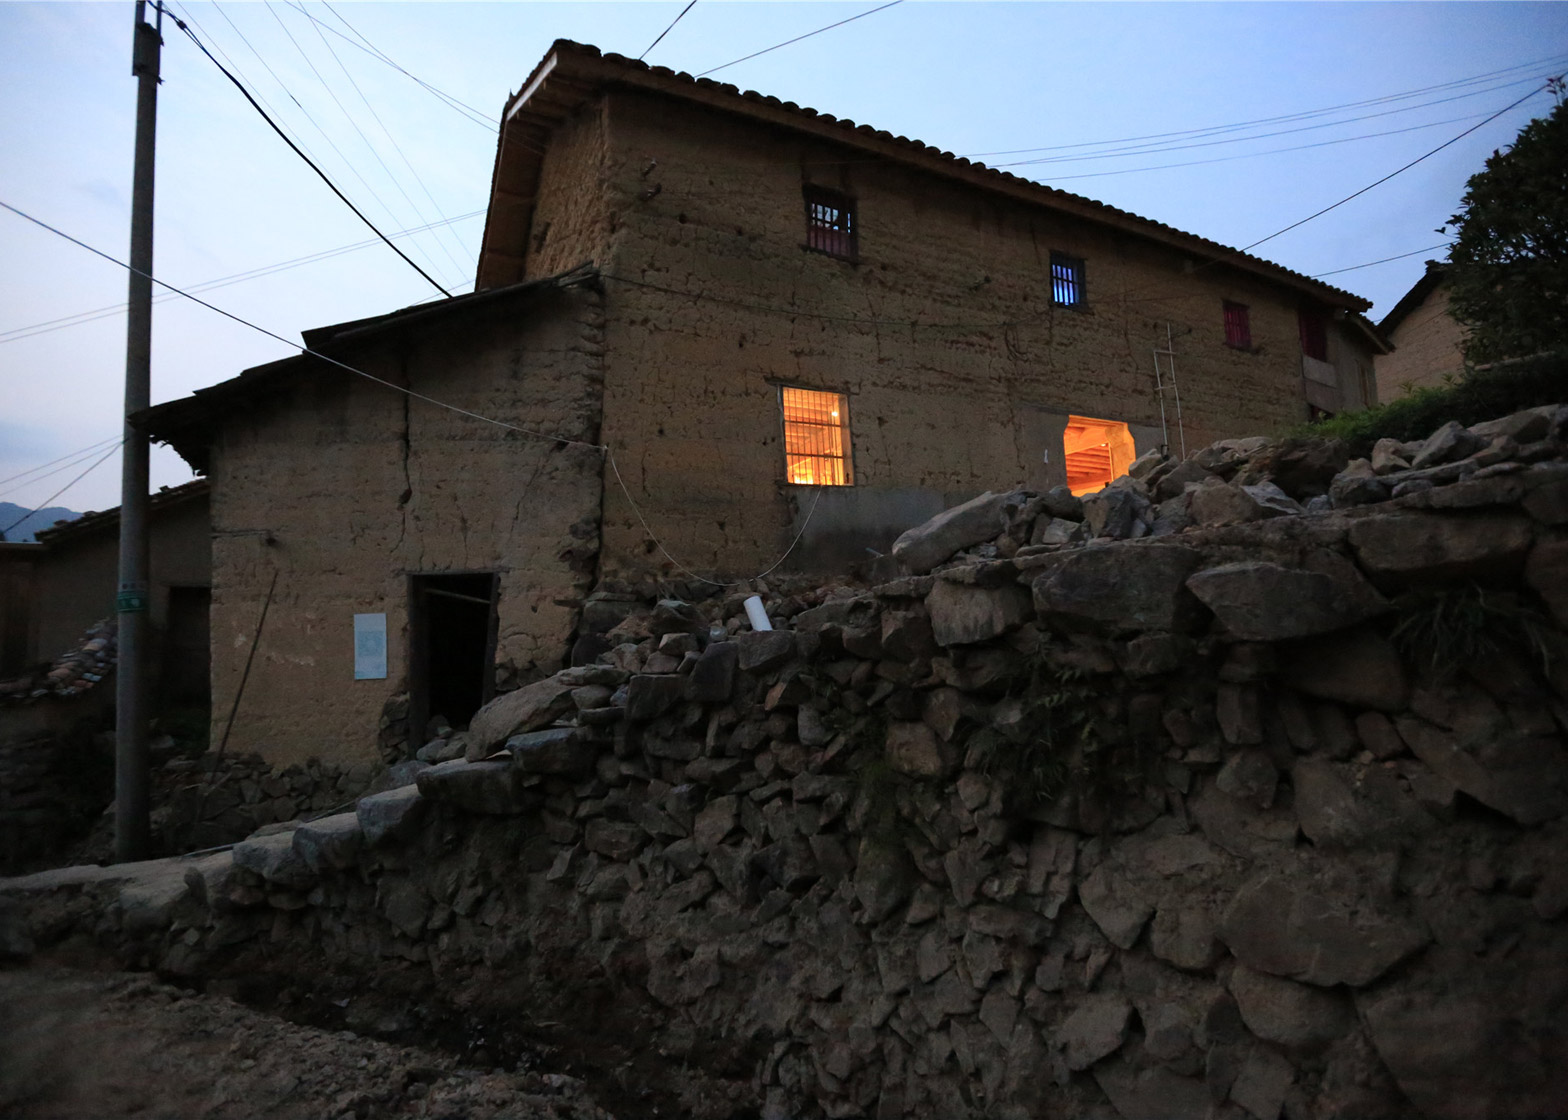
1031, 544, 1206, 633
467, 672, 578, 755
1281, 627, 1408, 711
415, 759, 536, 816
291, 812, 364, 872
356, 784, 426, 846
1186, 561, 1385, 641
232, 831, 316, 889
925, 580, 1032, 646
892, 490, 1019, 574
1347, 511, 1534, 581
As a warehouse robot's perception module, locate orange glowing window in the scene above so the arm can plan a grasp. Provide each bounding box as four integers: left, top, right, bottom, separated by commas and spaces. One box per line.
1064, 415, 1137, 496
781, 386, 853, 486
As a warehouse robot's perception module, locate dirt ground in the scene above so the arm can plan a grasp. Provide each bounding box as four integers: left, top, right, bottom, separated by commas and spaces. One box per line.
0, 965, 617, 1120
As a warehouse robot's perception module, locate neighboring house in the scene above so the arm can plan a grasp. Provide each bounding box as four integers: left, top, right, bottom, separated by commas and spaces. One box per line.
0, 480, 211, 701
141, 41, 1384, 768
1375, 261, 1467, 400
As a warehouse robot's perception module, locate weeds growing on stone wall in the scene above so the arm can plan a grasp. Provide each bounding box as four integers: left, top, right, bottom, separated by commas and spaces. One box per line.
1390, 583, 1554, 681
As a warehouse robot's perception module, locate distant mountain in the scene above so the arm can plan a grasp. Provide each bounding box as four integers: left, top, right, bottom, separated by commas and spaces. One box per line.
0, 503, 83, 543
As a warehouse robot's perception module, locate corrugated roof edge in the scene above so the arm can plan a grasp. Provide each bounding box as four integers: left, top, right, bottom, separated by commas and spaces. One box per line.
496, 39, 1370, 312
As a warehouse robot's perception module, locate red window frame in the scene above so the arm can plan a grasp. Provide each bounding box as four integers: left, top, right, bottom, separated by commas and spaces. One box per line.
1299, 310, 1329, 361
1223, 301, 1251, 349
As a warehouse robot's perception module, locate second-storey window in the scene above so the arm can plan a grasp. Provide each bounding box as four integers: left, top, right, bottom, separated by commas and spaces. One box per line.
1299, 310, 1329, 361
804, 186, 856, 260
781, 386, 853, 485
1051, 252, 1087, 307
1223, 301, 1252, 349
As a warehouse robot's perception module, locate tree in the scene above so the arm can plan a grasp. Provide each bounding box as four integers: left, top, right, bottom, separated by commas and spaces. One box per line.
1444, 95, 1568, 365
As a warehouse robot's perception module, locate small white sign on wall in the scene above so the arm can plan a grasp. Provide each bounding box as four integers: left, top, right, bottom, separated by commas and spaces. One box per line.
353, 613, 387, 680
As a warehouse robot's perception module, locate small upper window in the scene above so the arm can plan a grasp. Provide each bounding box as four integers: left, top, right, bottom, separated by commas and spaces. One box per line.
804, 186, 856, 260
1223, 301, 1252, 349
1051, 253, 1086, 307
1299, 310, 1329, 361
781, 386, 853, 486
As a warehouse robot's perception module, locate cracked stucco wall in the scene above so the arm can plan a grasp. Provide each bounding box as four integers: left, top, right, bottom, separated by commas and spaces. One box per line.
206, 285, 605, 769
563, 89, 1369, 579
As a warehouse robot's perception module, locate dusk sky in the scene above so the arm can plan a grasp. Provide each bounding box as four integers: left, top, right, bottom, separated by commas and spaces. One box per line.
2, 1, 1565, 516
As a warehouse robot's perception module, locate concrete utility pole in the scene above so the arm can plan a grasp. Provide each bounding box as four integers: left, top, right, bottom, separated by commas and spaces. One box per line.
116, 0, 161, 862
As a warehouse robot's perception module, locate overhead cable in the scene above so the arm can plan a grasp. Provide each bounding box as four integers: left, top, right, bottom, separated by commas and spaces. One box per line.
1311, 243, 1453, 278
0, 436, 123, 493
170, 12, 453, 297
0, 443, 123, 538
641, 0, 698, 61
696, 0, 904, 77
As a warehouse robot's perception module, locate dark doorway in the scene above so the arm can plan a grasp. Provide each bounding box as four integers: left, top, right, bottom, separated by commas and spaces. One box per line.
163, 585, 211, 703
409, 572, 497, 738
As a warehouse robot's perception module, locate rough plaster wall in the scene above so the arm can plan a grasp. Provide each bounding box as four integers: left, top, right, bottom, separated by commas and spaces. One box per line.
590, 90, 1356, 578
207, 289, 605, 770
521, 101, 611, 281
31, 499, 210, 665
1376, 286, 1467, 400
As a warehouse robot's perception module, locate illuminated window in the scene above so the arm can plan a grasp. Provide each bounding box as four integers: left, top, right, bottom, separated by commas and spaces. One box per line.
781, 386, 853, 486
804, 186, 856, 260
1223, 301, 1251, 349
1063, 414, 1137, 496
1051, 252, 1086, 307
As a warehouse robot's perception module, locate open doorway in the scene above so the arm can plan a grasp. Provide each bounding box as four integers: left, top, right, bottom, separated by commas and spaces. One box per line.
1064, 415, 1137, 496
409, 572, 498, 739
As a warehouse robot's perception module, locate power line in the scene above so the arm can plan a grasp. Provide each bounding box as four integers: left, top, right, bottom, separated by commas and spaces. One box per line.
641, 0, 697, 61
0, 444, 123, 538
169, 11, 452, 297
1312, 243, 1452, 279
260, 0, 467, 286
0, 210, 485, 346
0, 200, 816, 584
1240, 84, 1550, 255
0, 436, 123, 493
295, 3, 478, 273
696, 0, 904, 78
1042, 109, 1500, 183
968, 51, 1568, 160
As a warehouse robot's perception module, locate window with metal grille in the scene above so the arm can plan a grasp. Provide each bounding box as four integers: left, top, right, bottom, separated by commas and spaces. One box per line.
1051, 253, 1086, 307
1299, 310, 1329, 361
781, 386, 853, 486
1223, 301, 1252, 349
804, 186, 856, 259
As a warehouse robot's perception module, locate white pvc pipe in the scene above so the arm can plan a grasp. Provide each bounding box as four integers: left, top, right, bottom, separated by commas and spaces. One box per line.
743, 595, 773, 632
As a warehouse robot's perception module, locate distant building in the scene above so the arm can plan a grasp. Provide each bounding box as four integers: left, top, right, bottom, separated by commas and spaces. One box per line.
1375, 261, 1467, 400
143, 41, 1386, 767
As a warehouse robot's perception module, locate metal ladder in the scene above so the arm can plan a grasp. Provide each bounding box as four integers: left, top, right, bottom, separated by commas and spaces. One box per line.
1153, 322, 1187, 459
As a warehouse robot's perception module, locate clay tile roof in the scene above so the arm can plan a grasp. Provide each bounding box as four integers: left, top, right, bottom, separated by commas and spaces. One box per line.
480, 39, 1370, 311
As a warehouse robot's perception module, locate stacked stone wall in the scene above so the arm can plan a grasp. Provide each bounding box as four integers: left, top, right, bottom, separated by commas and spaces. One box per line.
9, 406, 1568, 1120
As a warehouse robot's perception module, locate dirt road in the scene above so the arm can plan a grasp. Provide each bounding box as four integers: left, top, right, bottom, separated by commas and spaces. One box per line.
0, 965, 616, 1120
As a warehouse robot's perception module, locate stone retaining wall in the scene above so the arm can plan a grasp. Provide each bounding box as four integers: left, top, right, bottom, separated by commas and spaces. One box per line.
7, 409, 1568, 1120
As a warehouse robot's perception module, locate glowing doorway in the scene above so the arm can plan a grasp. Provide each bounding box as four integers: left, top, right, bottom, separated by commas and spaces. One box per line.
1064, 415, 1137, 496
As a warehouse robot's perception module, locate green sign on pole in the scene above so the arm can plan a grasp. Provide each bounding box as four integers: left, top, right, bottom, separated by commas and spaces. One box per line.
117, 583, 149, 613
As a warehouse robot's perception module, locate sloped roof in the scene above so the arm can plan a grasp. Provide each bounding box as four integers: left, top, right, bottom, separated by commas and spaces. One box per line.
1378, 260, 1450, 336
34, 478, 209, 548
478, 39, 1371, 312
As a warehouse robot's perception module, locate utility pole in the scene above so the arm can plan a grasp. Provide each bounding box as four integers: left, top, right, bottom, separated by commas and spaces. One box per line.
116, 0, 161, 862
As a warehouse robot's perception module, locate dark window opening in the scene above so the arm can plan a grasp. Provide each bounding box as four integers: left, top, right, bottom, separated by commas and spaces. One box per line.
410, 572, 497, 738
805, 185, 856, 259
1051, 252, 1086, 307
1223, 301, 1251, 349
163, 585, 211, 705
1299, 310, 1329, 361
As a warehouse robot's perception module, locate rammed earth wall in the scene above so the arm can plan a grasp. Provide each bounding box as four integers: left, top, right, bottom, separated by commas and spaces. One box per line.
8, 414, 1567, 1119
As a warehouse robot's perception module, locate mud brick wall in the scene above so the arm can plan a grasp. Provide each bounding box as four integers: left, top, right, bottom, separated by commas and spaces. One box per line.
205, 283, 607, 770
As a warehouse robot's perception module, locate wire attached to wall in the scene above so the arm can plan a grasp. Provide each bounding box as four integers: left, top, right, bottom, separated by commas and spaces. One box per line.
0, 200, 823, 588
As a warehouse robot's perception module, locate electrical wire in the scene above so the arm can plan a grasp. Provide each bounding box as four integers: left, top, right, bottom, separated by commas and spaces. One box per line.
0, 441, 127, 502
0, 201, 827, 584
170, 11, 452, 297
0, 210, 485, 346
260, 0, 468, 286
1312, 243, 1452, 279
641, 0, 698, 61
0, 436, 123, 493
298, 5, 478, 272
696, 0, 904, 78
0, 443, 123, 538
